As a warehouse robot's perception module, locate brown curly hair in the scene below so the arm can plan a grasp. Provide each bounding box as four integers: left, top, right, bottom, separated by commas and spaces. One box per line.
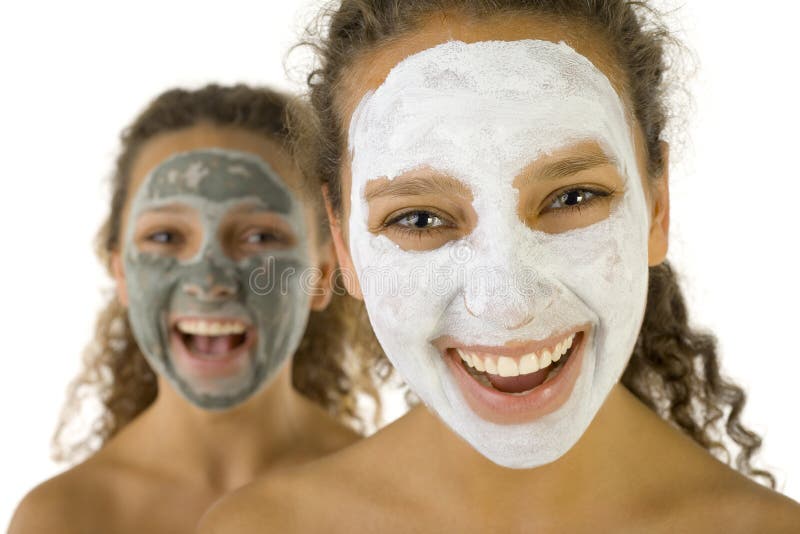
299, 0, 775, 487
52, 84, 386, 464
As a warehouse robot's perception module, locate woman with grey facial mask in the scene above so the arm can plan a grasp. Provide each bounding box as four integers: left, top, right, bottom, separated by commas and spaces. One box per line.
9, 84, 385, 533
199, 1, 800, 533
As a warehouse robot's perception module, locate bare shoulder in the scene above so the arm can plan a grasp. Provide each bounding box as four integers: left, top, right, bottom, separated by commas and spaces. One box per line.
199, 460, 356, 533
198, 469, 305, 533
299, 395, 362, 455
9, 475, 78, 534
651, 463, 800, 534
199, 437, 395, 534
702, 476, 800, 533
8, 457, 115, 534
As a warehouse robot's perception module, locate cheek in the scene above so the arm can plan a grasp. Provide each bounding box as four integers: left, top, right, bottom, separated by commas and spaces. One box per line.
242, 255, 314, 356
123, 253, 182, 358
351, 229, 454, 322
558, 209, 649, 350
126, 253, 180, 302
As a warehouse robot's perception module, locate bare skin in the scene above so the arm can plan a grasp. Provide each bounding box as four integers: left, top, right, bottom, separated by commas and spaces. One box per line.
202, 389, 798, 533
199, 12, 800, 534
9, 124, 358, 534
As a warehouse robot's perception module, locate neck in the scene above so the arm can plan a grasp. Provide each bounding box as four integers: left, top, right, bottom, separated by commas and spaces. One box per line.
126, 363, 312, 491
405, 384, 678, 508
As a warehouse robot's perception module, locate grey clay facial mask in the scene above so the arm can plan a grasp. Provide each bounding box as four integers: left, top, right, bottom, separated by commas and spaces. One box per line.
123, 148, 312, 409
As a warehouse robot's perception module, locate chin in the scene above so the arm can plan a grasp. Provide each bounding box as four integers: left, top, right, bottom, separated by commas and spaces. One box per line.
165, 367, 260, 410
417, 333, 600, 469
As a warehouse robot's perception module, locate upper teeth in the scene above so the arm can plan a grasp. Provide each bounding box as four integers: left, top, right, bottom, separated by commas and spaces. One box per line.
176, 319, 247, 336
456, 333, 575, 377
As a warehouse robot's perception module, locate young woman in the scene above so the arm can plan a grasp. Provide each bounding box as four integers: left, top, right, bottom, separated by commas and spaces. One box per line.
200, 1, 800, 532
9, 84, 382, 533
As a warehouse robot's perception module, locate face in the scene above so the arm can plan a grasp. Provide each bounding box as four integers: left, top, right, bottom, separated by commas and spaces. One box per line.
117, 126, 328, 410
334, 17, 668, 468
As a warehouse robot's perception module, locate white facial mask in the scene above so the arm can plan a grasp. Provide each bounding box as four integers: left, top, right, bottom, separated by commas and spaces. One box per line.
347, 40, 651, 468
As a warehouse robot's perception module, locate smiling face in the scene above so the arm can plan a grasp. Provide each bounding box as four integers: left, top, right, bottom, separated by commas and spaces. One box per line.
116, 125, 326, 410
332, 16, 668, 468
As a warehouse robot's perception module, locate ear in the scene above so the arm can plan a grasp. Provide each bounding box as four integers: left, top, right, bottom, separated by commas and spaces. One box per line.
647, 141, 670, 267
111, 252, 129, 307
309, 238, 336, 311
322, 184, 363, 301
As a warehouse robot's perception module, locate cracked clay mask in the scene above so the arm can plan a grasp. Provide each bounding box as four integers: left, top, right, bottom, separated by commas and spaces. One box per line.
124, 148, 311, 409
347, 40, 651, 468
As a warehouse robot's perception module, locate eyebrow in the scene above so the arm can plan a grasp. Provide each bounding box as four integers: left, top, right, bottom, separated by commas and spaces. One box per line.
362, 151, 617, 201
226, 201, 277, 214
139, 203, 195, 214
531, 151, 618, 181
364, 174, 472, 201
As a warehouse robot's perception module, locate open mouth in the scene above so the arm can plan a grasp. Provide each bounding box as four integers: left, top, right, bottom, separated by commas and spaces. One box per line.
173, 318, 253, 361
438, 325, 589, 424
447, 330, 584, 396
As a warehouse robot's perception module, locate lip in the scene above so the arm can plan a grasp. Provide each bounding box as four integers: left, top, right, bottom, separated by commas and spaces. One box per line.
438, 324, 590, 425
168, 315, 256, 378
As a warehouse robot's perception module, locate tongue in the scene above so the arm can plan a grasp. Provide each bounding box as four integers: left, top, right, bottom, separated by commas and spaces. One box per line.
488, 367, 550, 393
188, 334, 241, 357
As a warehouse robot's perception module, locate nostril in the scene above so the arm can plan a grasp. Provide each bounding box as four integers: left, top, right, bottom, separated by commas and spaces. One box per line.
506, 313, 535, 330
182, 282, 237, 300
210, 284, 236, 298
462, 291, 537, 330
463, 293, 479, 318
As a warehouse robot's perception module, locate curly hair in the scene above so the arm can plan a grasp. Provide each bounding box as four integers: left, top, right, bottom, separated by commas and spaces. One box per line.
52, 84, 387, 464
298, 0, 775, 487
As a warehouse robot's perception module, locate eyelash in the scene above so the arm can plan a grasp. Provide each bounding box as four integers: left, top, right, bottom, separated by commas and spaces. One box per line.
146, 230, 181, 245
383, 210, 453, 237
381, 186, 615, 237
244, 230, 282, 244
145, 229, 289, 249
543, 186, 615, 216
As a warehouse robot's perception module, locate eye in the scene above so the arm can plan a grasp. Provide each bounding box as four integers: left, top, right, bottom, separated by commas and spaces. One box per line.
244, 231, 281, 244
388, 210, 448, 231
544, 187, 613, 214
146, 230, 181, 245
239, 227, 293, 250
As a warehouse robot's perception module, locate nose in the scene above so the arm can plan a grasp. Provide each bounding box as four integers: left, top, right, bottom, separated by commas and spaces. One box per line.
183, 279, 237, 301
461, 242, 555, 331
181, 260, 240, 302
463, 292, 537, 330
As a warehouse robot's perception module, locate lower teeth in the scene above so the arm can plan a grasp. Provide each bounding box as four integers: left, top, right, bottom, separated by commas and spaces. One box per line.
542, 359, 566, 384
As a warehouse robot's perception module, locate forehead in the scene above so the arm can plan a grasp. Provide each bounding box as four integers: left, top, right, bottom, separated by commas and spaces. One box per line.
136, 149, 293, 214
349, 39, 631, 181
128, 123, 303, 204
337, 12, 630, 128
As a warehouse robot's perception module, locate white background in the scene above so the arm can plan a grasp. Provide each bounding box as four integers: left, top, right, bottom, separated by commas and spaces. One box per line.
1, 0, 798, 528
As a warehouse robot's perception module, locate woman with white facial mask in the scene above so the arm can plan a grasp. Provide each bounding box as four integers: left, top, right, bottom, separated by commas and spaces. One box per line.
199, 1, 800, 533
9, 84, 385, 533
